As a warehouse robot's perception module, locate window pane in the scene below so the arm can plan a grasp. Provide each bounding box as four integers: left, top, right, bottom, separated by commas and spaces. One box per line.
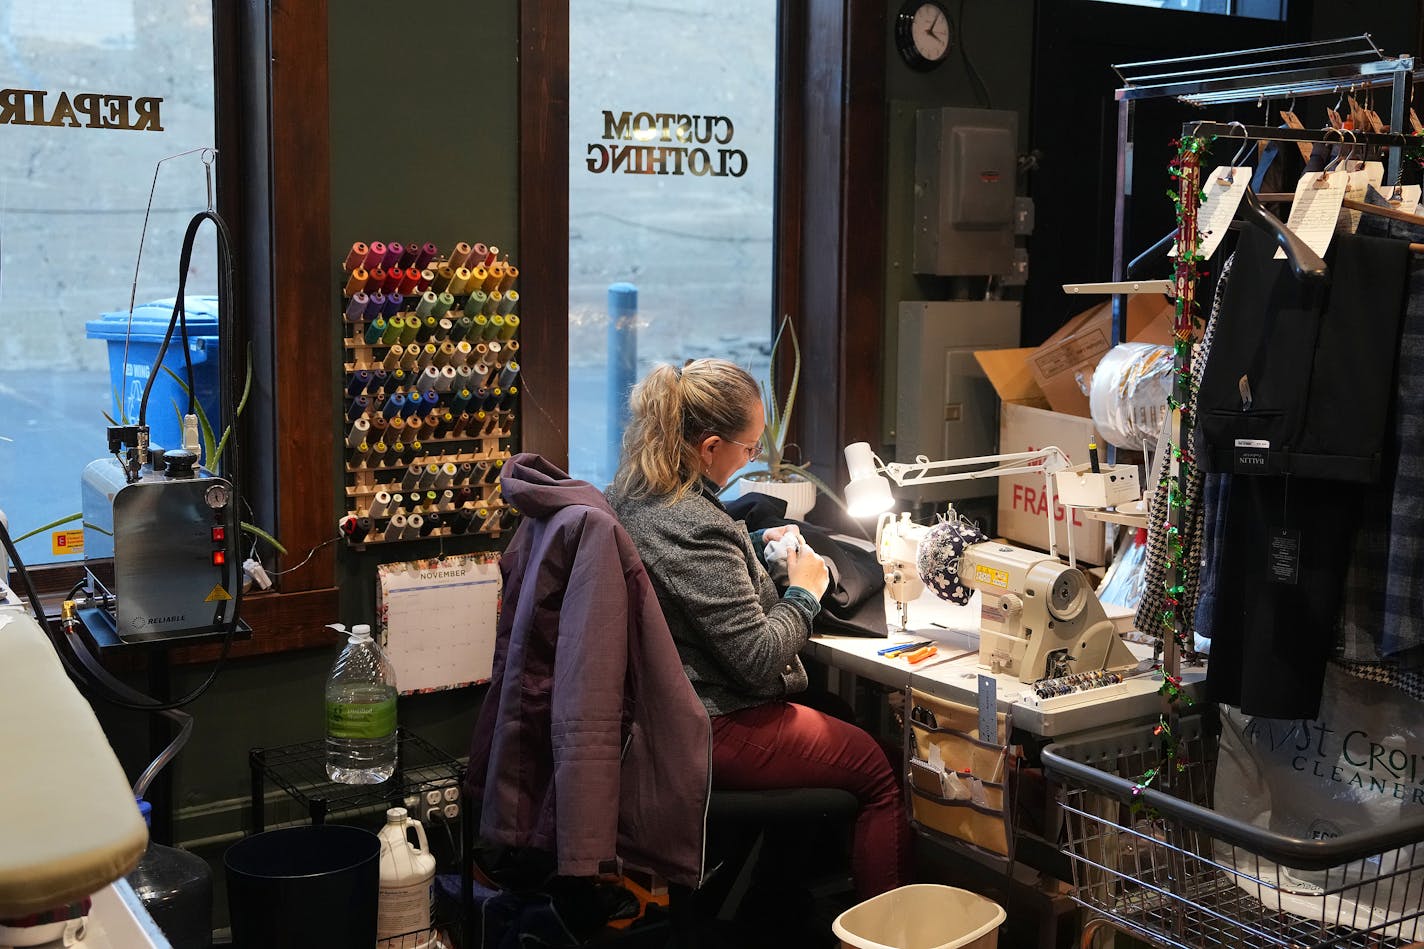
1091, 0, 1286, 17
0, 0, 217, 566
568, 1, 778, 489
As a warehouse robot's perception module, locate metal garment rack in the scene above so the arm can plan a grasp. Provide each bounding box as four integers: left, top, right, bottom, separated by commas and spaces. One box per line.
1109, 35, 1416, 345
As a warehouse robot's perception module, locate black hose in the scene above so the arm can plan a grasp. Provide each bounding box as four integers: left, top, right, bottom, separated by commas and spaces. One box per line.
138, 211, 236, 429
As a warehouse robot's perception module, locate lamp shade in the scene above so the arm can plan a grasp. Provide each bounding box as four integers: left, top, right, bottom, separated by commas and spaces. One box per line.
843, 442, 895, 518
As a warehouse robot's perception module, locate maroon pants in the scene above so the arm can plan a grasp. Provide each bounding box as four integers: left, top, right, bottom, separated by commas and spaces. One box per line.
710, 701, 912, 898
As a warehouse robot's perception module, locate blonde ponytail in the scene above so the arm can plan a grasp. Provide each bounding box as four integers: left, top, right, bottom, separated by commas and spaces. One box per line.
612, 358, 761, 502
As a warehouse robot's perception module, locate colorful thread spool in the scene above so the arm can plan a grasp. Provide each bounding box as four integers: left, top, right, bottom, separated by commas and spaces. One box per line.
498, 290, 518, 317
448, 241, 472, 270
364, 241, 387, 271
415, 291, 438, 319
381, 315, 405, 346
415, 242, 438, 270
343, 241, 369, 273
346, 395, 369, 422
399, 267, 421, 295
434, 292, 455, 319
383, 266, 404, 294
345, 268, 369, 297
345, 292, 369, 322
382, 392, 407, 419
382, 293, 403, 319
486, 262, 506, 293
346, 417, 370, 449
363, 317, 387, 346
499, 265, 519, 293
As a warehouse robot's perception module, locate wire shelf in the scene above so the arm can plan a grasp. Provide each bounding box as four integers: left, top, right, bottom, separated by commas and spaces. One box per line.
250, 728, 463, 825
1045, 717, 1424, 949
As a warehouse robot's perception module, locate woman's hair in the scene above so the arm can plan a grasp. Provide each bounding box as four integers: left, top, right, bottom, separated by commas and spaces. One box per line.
611, 358, 762, 502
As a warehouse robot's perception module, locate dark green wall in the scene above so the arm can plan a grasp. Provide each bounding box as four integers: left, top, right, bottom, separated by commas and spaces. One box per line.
879, 0, 1036, 442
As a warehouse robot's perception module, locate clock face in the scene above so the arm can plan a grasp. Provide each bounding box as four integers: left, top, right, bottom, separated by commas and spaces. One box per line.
911, 4, 951, 63
896, 1, 953, 70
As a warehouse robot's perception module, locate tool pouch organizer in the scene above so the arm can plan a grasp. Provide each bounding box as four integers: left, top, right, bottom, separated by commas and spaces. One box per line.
904, 687, 1016, 860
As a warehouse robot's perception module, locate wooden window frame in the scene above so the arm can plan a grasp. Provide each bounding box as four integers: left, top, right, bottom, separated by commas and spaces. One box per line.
16, 0, 880, 656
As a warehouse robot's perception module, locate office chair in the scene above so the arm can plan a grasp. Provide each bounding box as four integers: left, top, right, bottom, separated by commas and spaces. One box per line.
468, 454, 859, 947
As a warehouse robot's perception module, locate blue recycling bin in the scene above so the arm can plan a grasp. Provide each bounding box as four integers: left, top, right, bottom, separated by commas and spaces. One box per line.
85, 297, 222, 453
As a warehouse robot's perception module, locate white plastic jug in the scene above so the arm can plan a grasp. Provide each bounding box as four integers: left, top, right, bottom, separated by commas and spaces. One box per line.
377, 807, 437, 947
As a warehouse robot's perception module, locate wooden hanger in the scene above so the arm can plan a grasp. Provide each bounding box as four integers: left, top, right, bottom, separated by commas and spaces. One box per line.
1257, 192, 1424, 253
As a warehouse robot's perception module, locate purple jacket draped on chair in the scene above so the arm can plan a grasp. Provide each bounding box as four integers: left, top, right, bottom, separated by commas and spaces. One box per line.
465, 453, 712, 887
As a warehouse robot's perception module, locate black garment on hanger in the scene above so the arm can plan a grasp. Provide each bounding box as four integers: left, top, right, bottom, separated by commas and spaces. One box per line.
1198, 226, 1412, 719
1196, 226, 1410, 482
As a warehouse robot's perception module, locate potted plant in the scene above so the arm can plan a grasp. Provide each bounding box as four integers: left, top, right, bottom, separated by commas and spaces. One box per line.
726, 314, 841, 521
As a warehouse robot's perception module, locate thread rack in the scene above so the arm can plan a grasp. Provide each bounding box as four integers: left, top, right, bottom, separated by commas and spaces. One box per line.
337, 239, 522, 546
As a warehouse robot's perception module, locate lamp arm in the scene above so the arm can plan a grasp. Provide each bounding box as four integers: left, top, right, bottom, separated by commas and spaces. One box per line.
879, 447, 1071, 488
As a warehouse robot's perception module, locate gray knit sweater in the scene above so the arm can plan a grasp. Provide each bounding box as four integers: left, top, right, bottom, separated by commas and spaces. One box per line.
608, 480, 815, 717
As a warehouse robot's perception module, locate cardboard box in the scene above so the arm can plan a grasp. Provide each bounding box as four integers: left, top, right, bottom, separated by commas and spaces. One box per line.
996, 402, 1107, 564
974, 293, 1174, 564
1028, 295, 1176, 417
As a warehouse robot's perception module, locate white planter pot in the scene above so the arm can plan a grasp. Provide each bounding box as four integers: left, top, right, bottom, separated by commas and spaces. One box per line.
735, 475, 817, 521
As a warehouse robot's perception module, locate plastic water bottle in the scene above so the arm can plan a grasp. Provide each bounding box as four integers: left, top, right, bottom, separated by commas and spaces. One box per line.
325, 624, 398, 783
377, 807, 437, 947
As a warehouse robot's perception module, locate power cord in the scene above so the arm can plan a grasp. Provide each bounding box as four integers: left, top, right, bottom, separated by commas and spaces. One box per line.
956, 0, 994, 109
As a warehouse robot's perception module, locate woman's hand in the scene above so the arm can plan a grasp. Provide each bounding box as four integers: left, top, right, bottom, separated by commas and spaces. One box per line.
787, 542, 830, 599
762, 524, 801, 545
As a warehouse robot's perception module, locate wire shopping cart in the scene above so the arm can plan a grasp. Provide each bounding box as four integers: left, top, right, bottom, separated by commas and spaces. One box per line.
1042, 715, 1424, 949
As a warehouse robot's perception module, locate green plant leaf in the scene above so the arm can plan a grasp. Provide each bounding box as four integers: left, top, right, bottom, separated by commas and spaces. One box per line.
241, 521, 287, 555
162, 366, 219, 464
212, 343, 254, 467
13, 512, 84, 544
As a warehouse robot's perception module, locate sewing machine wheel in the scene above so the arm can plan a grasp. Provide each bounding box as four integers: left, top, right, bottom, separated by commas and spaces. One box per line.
1047, 569, 1088, 622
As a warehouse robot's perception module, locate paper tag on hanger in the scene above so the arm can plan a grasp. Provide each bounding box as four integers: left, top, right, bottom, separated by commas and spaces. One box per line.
1327, 108, 1344, 130
1268, 527, 1301, 586
1347, 96, 1366, 132
1280, 111, 1312, 161
1410, 109, 1423, 134
1337, 161, 1384, 234
1170, 165, 1249, 261
1277, 171, 1347, 260
1365, 110, 1385, 134
1389, 184, 1422, 215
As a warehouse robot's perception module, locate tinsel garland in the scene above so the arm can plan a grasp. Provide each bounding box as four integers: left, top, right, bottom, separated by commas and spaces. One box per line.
1134, 134, 1210, 799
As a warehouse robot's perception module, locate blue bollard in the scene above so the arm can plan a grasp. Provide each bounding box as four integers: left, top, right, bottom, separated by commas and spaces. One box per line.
607, 283, 638, 478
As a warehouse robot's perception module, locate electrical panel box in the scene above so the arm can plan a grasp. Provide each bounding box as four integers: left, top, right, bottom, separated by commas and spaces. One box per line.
896, 301, 1021, 503
913, 107, 1018, 276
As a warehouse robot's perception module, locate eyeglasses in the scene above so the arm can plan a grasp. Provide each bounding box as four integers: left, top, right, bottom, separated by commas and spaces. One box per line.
723, 436, 766, 462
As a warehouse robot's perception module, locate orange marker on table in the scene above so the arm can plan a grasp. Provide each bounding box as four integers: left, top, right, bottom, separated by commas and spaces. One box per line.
905, 645, 938, 664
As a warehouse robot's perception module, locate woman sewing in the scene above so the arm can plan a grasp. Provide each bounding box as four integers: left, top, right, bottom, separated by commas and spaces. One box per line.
606, 358, 911, 899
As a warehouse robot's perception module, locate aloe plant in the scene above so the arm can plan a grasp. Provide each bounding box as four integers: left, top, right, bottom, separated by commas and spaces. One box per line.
15, 345, 285, 556
724, 314, 843, 504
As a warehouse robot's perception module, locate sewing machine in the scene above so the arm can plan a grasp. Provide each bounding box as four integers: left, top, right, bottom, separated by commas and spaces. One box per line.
850, 442, 1140, 685
959, 540, 1137, 682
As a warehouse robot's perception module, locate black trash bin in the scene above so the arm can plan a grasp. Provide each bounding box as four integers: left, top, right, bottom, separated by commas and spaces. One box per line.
224, 825, 379, 949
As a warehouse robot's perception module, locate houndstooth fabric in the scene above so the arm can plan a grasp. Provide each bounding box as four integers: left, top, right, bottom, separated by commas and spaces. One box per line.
1329, 659, 1424, 702
1135, 252, 1234, 643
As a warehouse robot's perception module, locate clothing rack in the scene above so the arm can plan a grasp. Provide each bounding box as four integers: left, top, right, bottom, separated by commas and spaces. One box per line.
1109, 37, 1416, 348
1158, 118, 1424, 754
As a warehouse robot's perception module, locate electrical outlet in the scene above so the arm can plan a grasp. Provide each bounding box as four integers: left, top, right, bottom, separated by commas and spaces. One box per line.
442, 786, 460, 803
443, 802, 460, 820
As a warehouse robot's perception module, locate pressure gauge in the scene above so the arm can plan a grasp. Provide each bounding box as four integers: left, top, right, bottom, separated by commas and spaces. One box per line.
205, 483, 232, 510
